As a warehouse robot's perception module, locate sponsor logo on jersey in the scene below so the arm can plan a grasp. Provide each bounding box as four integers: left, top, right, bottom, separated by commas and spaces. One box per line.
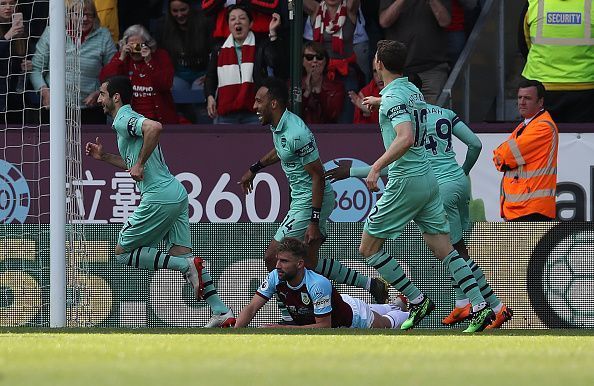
127, 117, 138, 137
259, 279, 268, 290
295, 141, 316, 157
547, 12, 581, 24
314, 295, 331, 309
387, 104, 408, 119
301, 292, 311, 305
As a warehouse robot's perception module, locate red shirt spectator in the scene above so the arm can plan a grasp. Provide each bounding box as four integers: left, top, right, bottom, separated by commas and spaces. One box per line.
350, 69, 383, 124
100, 24, 178, 124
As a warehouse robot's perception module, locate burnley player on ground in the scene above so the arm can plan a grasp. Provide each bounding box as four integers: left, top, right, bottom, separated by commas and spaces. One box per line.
234, 238, 409, 329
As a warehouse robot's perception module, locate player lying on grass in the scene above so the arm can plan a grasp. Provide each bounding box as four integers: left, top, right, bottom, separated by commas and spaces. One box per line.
234, 237, 409, 329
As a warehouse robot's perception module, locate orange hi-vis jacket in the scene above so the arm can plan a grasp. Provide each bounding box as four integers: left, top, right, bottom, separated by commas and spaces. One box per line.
493, 110, 559, 220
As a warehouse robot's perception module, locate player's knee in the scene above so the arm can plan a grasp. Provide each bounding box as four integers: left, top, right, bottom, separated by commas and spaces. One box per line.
114, 244, 126, 255
358, 244, 375, 258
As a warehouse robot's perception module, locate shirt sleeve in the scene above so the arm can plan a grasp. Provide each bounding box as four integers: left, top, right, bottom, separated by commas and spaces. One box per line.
256, 270, 278, 300
309, 277, 333, 316
292, 130, 320, 166
452, 113, 482, 175
116, 113, 145, 138
381, 95, 412, 128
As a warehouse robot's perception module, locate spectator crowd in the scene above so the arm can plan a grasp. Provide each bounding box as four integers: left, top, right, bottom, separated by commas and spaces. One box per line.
0, 0, 591, 125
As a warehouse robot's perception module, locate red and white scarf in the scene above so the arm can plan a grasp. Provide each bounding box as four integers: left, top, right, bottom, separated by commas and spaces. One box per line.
216, 30, 256, 116
312, 0, 347, 55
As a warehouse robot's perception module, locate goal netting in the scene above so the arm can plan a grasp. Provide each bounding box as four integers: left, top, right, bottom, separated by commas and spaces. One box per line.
1, 0, 90, 327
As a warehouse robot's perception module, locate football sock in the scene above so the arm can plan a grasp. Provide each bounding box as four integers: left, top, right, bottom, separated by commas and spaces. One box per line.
466, 257, 501, 309
455, 299, 470, 308
385, 309, 409, 328
452, 277, 467, 301
314, 258, 370, 289
199, 267, 229, 314
492, 303, 504, 313
442, 250, 485, 308
367, 249, 422, 301
115, 247, 189, 272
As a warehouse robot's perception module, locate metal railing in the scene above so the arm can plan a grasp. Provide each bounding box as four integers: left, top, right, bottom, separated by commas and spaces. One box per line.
437, 0, 513, 122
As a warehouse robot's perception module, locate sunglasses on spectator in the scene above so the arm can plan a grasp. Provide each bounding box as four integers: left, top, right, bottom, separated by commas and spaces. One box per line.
303, 53, 325, 61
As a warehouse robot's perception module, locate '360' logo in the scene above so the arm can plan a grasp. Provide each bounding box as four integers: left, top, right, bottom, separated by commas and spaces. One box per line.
0, 159, 30, 223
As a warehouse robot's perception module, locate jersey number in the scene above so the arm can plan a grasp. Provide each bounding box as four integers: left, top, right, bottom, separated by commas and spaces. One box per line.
413, 109, 428, 147
424, 118, 453, 155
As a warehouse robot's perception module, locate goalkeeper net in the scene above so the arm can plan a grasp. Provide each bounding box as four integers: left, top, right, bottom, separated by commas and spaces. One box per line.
0, 0, 90, 327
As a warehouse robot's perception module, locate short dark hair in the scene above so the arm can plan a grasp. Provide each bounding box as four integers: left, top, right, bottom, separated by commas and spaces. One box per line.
261, 77, 288, 108
227, 4, 253, 22
518, 78, 545, 100
376, 40, 407, 74
104, 76, 133, 105
277, 237, 307, 260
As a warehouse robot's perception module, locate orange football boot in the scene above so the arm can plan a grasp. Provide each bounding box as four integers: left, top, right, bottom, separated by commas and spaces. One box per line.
485, 305, 513, 329
441, 303, 472, 325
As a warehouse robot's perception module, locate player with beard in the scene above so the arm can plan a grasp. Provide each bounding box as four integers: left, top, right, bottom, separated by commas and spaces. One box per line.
239, 77, 389, 322
234, 237, 409, 329
85, 75, 234, 327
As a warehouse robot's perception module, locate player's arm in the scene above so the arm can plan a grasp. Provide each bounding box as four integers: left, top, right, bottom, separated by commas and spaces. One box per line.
452, 119, 482, 175
129, 119, 163, 182
85, 136, 127, 169
234, 293, 268, 328
366, 121, 414, 191
303, 159, 325, 244
239, 148, 280, 194
325, 159, 387, 182
304, 160, 324, 210
265, 314, 332, 329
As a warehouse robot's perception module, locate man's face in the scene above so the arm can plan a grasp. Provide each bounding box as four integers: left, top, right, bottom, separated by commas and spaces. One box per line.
228, 8, 252, 42
517, 86, 543, 119
275, 251, 302, 282
97, 82, 116, 116
253, 86, 273, 125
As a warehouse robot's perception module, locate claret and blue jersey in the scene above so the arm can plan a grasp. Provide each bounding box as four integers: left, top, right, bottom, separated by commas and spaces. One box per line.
256, 268, 353, 328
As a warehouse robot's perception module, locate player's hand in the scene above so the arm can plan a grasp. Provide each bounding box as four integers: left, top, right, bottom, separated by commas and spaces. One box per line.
238, 170, 256, 194
304, 222, 322, 245
128, 162, 144, 182
261, 323, 286, 328
85, 136, 105, 160
362, 96, 381, 111
365, 165, 381, 192
324, 159, 351, 183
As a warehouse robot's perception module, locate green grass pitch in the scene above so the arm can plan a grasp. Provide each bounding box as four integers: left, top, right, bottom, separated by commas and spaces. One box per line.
1, 329, 593, 386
